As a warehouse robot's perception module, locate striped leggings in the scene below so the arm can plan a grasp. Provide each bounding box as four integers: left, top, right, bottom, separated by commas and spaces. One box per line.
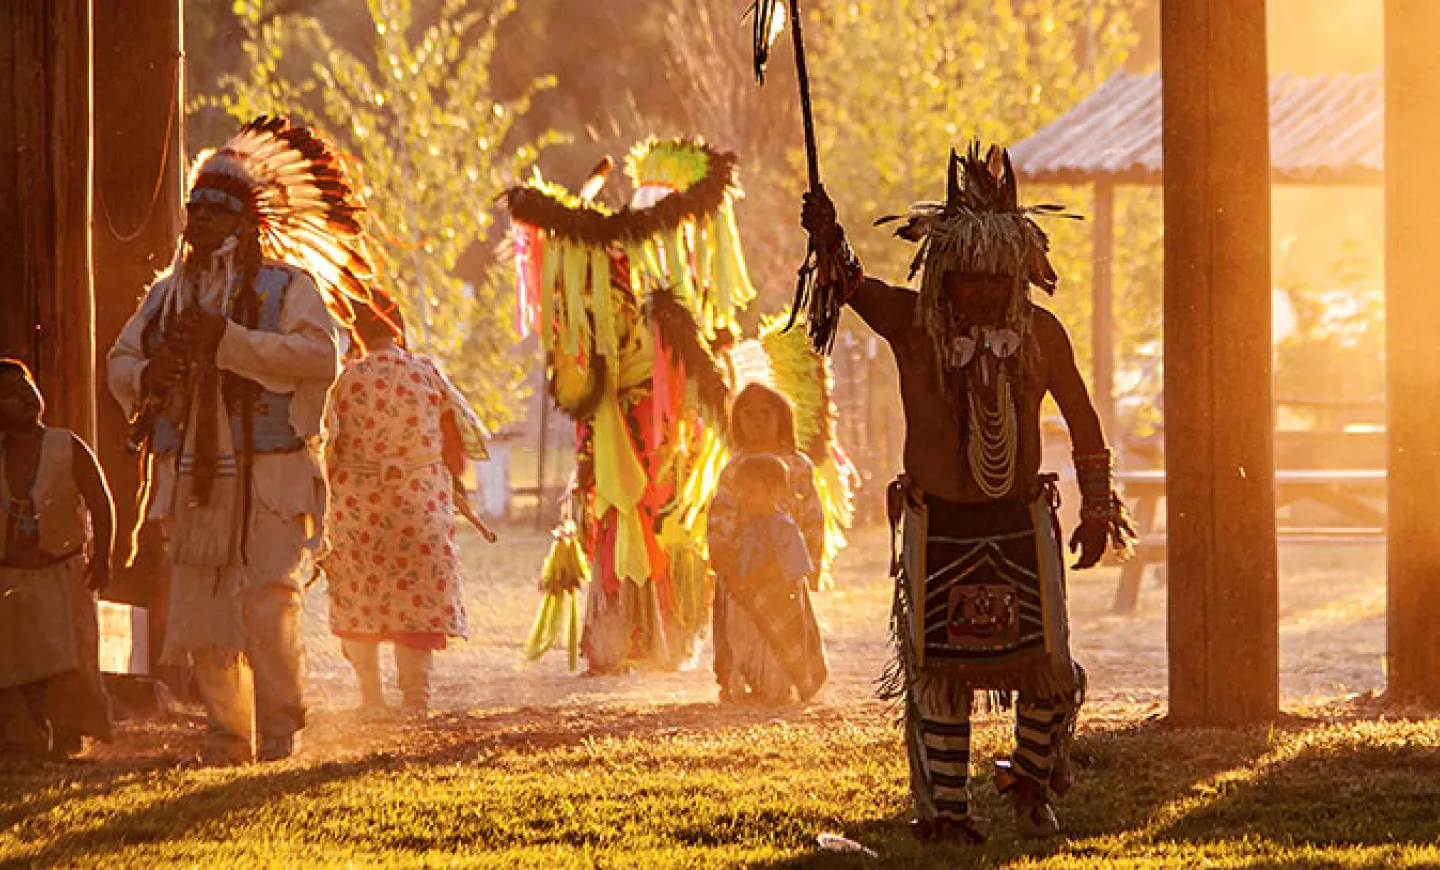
905, 688, 1075, 822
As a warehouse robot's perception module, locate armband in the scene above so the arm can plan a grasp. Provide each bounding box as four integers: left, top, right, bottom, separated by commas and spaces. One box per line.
1073, 449, 1137, 557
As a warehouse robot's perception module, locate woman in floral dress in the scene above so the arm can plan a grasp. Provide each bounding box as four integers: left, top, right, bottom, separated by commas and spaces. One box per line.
323, 300, 485, 711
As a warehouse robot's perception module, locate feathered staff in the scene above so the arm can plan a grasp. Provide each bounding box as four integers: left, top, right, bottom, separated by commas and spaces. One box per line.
749, 1, 849, 354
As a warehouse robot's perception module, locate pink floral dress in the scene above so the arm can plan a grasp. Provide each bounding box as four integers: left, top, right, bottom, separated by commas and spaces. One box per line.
324, 347, 474, 647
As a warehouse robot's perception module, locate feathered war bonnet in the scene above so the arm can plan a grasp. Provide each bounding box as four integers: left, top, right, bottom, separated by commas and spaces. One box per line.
185, 115, 380, 326
877, 141, 1077, 370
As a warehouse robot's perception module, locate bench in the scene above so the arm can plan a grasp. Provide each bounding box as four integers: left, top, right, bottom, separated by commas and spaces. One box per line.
1112, 469, 1386, 613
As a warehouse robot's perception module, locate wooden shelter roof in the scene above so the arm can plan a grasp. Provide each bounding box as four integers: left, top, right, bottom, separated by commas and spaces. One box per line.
1011, 70, 1383, 186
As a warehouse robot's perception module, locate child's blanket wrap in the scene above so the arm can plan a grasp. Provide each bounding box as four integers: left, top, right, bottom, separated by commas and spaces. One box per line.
882, 474, 1079, 710
723, 512, 827, 700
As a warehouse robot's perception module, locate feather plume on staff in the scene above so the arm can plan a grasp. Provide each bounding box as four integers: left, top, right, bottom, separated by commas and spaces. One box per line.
748, 0, 859, 355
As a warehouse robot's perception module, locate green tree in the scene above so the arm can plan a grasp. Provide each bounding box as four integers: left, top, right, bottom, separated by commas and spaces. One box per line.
203, 0, 560, 427
1274, 239, 1385, 431
800, 0, 1149, 399
807, 0, 1136, 276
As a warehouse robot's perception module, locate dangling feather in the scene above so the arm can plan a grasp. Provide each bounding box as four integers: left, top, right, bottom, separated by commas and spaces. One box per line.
946, 149, 963, 210
578, 156, 614, 203
747, 1, 787, 84
875, 202, 945, 245
199, 115, 379, 326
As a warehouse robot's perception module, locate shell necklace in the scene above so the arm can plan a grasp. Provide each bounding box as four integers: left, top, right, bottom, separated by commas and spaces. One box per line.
947, 327, 1020, 498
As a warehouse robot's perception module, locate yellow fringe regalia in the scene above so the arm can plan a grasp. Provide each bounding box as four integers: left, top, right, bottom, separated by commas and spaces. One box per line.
505, 137, 853, 673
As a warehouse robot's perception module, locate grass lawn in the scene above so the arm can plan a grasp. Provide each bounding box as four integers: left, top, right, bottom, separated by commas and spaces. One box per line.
1, 526, 1424, 868
4, 708, 1440, 868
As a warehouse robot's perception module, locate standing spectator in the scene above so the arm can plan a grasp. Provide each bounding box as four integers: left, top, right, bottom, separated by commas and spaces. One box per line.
0, 360, 114, 758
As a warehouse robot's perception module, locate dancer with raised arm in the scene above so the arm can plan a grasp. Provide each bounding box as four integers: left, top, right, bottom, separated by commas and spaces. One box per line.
798, 144, 1134, 842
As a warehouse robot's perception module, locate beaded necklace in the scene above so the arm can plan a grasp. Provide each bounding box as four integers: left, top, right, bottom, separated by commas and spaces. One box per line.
965, 363, 1018, 498
0, 428, 44, 537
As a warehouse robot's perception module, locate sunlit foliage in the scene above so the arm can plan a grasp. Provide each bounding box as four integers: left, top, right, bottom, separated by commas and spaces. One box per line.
800, 1, 1163, 430
805, 0, 1137, 276
203, 0, 561, 427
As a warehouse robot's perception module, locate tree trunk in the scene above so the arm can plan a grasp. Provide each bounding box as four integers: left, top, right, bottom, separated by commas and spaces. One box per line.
1161, 0, 1279, 726
1091, 181, 1116, 441
92, 0, 184, 619
1384, 0, 1440, 706
0, 1, 95, 442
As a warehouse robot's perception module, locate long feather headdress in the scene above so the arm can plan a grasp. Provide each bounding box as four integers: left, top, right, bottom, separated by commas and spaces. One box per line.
188, 115, 378, 323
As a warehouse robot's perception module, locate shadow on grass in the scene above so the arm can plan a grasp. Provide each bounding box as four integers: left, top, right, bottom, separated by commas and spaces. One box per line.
0, 700, 863, 869
0, 754, 183, 841
1153, 730, 1440, 848
750, 719, 1279, 869
0, 751, 415, 870
16, 706, 1426, 869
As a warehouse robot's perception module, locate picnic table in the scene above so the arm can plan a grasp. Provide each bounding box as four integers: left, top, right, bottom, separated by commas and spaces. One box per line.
1112, 468, 1386, 613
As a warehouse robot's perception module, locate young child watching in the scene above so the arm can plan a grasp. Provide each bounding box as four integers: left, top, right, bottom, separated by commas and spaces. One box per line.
712, 452, 827, 704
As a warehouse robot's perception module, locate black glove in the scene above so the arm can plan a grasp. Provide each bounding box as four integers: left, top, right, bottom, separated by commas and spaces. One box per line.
1068, 520, 1108, 570
801, 186, 843, 248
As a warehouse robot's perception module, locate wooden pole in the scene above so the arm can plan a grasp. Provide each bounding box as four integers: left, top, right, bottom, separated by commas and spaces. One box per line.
1092, 180, 1116, 441
1161, 0, 1279, 726
0, 1, 95, 443
535, 391, 551, 530
92, 1, 184, 623
1384, 0, 1440, 705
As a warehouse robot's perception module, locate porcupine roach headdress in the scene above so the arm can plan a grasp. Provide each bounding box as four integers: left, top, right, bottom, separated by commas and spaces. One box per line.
876, 140, 1078, 375
186, 114, 379, 324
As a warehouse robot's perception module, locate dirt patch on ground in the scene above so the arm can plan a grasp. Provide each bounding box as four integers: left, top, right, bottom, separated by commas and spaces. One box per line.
79, 524, 1386, 767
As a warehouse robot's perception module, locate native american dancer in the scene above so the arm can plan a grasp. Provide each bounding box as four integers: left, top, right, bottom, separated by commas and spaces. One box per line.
799, 143, 1134, 842
108, 117, 380, 764
506, 138, 855, 675
322, 299, 488, 712
0, 360, 115, 758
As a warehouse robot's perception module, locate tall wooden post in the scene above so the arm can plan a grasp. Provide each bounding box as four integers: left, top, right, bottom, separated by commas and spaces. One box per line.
535, 391, 551, 530
1161, 0, 1279, 726
1384, 0, 1440, 705
92, 2, 184, 610
0, 1, 95, 442
1091, 181, 1116, 440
